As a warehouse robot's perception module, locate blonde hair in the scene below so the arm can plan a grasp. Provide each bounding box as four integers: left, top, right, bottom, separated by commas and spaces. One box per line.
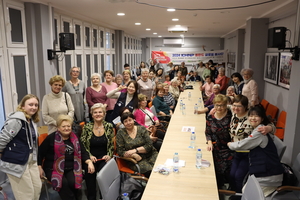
16, 94, 40, 123
49, 75, 66, 87
123, 70, 131, 75
104, 70, 114, 77
56, 114, 73, 127
138, 94, 147, 102
90, 103, 107, 115
69, 66, 81, 76
213, 94, 228, 105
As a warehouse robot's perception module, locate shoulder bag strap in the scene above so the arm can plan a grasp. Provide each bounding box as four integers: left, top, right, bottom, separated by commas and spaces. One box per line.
140, 108, 156, 125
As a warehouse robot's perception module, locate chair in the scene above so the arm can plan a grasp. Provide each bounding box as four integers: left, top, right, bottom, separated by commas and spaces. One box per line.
97, 158, 121, 200
273, 135, 286, 161
97, 158, 147, 200
219, 175, 265, 200
275, 111, 287, 140
261, 99, 270, 111
267, 153, 300, 200
150, 105, 158, 117
266, 103, 279, 122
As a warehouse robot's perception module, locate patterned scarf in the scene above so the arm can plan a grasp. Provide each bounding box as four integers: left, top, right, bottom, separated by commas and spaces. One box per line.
51, 131, 82, 191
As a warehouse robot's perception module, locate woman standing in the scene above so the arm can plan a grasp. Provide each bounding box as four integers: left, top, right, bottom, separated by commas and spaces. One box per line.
169, 65, 179, 80
0, 94, 41, 200
196, 61, 205, 79
116, 112, 158, 178
101, 70, 118, 122
106, 80, 139, 125
122, 70, 132, 86
63, 66, 86, 122
231, 72, 244, 95
155, 68, 165, 83
137, 68, 154, 100
115, 74, 123, 87
86, 73, 108, 113
205, 94, 233, 188
202, 63, 211, 81
38, 115, 94, 200
215, 67, 228, 94
241, 68, 259, 107
80, 103, 114, 200
42, 75, 74, 134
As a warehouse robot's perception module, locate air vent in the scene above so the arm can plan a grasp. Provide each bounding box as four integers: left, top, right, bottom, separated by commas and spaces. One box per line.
168, 26, 188, 33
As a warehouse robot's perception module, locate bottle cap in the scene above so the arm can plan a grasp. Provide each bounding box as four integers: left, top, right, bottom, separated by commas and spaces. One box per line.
198, 149, 201, 151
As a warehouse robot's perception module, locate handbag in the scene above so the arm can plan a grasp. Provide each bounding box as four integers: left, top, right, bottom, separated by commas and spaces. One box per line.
64, 92, 82, 137
117, 172, 145, 200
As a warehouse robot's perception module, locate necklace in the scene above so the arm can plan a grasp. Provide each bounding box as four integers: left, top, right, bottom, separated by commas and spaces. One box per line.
127, 126, 136, 136
94, 124, 103, 134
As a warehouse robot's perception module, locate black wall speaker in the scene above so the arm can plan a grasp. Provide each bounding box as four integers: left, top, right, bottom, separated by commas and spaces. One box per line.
59, 33, 75, 51
268, 27, 287, 49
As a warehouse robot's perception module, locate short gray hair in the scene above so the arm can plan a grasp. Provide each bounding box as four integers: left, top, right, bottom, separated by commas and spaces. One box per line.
241, 68, 254, 77
90, 103, 106, 115
213, 84, 220, 89
218, 67, 225, 72
141, 68, 149, 73
91, 73, 102, 83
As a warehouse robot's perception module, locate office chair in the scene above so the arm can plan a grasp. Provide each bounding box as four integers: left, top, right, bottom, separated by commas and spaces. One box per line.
275, 111, 287, 140
273, 135, 286, 161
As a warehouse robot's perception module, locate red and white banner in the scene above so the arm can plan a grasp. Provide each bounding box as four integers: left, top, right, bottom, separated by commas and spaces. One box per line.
151, 50, 226, 65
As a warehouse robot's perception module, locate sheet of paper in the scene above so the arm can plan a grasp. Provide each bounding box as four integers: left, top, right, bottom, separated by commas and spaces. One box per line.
181, 126, 195, 132
112, 116, 121, 125
165, 159, 186, 167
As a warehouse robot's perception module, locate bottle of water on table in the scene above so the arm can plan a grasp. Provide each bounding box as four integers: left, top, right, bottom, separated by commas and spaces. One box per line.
122, 193, 130, 200
173, 152, 179, 173
196, 149, 202, 169
188, 92, 191, 100
194, 103, 198, 114
190, 132, 196, 149
182, 104, 186, 115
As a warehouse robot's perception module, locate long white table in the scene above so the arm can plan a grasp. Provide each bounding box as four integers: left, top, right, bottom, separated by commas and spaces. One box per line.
142, 82, 219, 200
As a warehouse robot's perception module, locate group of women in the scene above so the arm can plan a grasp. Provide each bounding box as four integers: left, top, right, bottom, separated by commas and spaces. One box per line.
0, 60, 178, 200
205, 93, 282, 198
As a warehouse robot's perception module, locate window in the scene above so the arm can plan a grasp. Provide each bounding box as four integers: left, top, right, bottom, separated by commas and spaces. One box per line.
112, 54, 115, 71
0, 55, 6, 126
94, 54, 98, 73
100, 30, 104, 48
124, 36, 126, 49
100, 54, 105, 79
75, 24, 81, 46
63, 21, 70, 32
4, 2, 27, 47
125, 54, 127, 64
76, 54, 83, 80
106, 54, 111, 70
112, 33, 115, 49
54, 18, 58, 46
85, 25, 90, 48
86, 54, 91, 87
93, 28, 98, 48
106, 32, 110, 49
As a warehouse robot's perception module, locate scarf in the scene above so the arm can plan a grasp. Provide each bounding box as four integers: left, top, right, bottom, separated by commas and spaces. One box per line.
52, 131, 82, 191
244, 78, 252, 84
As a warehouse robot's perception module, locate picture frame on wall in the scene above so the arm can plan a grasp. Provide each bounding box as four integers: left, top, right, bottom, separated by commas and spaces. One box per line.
278, 52, 293, 89
264, 53, 279, 84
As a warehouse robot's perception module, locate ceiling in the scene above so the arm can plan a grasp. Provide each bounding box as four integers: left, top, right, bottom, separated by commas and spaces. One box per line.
24, 0, 297, 38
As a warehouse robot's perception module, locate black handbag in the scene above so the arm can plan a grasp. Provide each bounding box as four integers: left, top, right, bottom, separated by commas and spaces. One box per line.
117, 172, 145, 200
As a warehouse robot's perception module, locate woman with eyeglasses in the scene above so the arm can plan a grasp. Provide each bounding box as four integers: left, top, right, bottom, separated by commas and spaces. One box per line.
205, 94, 233, 188
62, 66, 86, 122
229, 95, 275, 197
241, 68, 259, 107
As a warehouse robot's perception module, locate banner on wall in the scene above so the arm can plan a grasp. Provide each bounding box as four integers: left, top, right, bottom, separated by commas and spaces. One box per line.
151, 50, 226, 65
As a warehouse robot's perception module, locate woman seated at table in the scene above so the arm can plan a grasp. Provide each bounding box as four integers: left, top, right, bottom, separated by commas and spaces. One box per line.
205, 94, 234, 188
228, 105, 283, 197
169, 79, 180, 101
80, 103, 114, 200
38, 115, 94, 200
116, 112, 158, 178
162, 83, 176, 111
152, 88, 173, 121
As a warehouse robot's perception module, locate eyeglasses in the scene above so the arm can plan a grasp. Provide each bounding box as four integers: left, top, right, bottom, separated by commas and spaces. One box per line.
72, 71, 80, 73
215, 104, 226, 108
232, 104, 243, 108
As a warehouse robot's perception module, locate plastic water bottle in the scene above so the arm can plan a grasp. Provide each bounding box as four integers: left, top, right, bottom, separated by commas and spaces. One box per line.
188, 92, 191, 100
196, 149, 202, 169
194, 103, 198, 114
122, 193, 130, 200
173, 152, 179, 173
198, 97, 202, 105
182, 104, 186, 115
180, 99, 183, 111
190, 132, 196, 149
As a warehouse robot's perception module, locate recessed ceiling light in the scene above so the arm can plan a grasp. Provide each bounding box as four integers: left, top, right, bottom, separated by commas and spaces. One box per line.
175, 25, 181, 27
167, 8, 176, 12
117, 13, 125, 16
172, 18, 179, 21
135, 23, 141, 25
146, 28, 151, 31
158, 36, 162, 37
153, 33, 157, 35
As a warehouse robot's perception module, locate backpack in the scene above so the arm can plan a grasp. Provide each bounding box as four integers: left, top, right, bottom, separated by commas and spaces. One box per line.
281, 163, 298, 186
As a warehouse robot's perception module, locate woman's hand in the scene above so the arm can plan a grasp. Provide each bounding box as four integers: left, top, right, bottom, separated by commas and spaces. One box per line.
38, 165, 45, 179
87, 161, 95, 174
159, 112, 166, 116
124, 149, 137, 157
154, 121, 160, 126
102, 155, 111, 162
118, 85, 127, 91
207, 141, 213, 151
150, 135, 158, 142
257, 125, 272, 135
90, 155, 97, 163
